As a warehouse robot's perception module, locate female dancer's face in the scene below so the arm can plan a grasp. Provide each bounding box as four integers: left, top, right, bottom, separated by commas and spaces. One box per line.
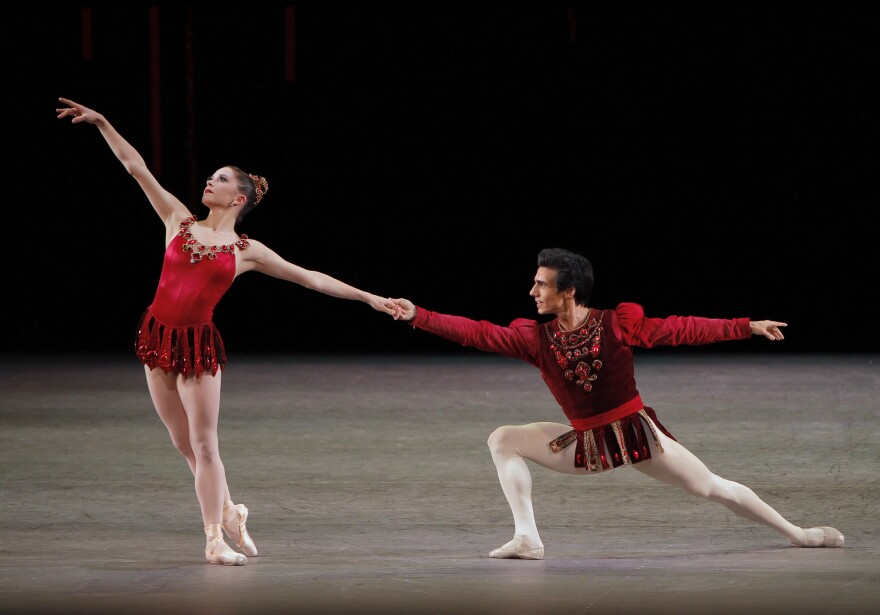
202, 167, 241, 208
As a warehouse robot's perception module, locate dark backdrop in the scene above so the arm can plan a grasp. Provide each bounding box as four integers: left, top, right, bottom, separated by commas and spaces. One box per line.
6, 8, 878, 355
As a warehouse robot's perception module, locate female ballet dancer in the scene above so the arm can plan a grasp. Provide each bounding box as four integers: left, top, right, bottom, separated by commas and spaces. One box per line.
58, 97, 402, 565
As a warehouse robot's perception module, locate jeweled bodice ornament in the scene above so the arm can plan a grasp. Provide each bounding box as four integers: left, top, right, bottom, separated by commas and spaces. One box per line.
544, 310, 605, 392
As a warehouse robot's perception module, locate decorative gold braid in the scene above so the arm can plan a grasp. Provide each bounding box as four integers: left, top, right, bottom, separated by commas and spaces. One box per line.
611, 420, 631, 465
638, 409, 664, 453
548, 429, 578, 453
585, 430, 600, 472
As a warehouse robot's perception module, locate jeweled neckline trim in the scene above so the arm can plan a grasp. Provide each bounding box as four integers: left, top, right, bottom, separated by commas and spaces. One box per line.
177, 216, 250, 264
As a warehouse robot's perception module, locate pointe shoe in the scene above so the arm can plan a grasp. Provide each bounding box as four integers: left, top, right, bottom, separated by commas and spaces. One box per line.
205, 523, 247, 566
797, 526, 845, 548
223, 500, 258, 557
489, 536, 544, 560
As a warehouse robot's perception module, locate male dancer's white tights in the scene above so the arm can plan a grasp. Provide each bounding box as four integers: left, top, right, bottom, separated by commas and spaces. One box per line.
487, 419, 844, 551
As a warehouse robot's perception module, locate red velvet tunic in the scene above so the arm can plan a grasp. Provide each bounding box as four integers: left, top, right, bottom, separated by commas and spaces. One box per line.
408, 303, 750, 470
135, 217, 249, 378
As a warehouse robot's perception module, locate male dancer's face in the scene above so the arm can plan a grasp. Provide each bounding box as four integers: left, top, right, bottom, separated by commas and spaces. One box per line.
530, 267, 566, 316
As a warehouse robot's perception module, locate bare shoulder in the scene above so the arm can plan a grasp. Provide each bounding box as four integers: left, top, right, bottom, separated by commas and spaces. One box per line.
237, 238, 282, 273
237, 238, 308, 280
162, 210, 195, 244
241, 237, 272, 258
169, 210, 195, 227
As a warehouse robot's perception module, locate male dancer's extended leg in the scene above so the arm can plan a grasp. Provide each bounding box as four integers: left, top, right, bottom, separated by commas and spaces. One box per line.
633, 419, 844, 548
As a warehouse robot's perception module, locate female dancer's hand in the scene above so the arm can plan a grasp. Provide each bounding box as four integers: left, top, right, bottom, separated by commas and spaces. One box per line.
366, 294, 406, 319
56, 97, 104, 125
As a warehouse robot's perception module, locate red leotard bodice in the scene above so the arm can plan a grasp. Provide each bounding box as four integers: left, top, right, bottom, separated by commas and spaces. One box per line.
147, 217, 246, 326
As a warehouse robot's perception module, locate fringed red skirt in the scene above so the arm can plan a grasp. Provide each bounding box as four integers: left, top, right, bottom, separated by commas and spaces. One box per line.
548, 408, 676, 472
134, 309, 226, 378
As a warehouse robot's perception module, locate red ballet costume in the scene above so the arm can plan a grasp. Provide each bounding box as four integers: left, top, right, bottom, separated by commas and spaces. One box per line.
135, 217, 250, 378
407, 303, 750, 470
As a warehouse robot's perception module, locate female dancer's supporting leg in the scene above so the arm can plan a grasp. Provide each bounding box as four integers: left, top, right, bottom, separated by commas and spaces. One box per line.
145, 367, 255, 564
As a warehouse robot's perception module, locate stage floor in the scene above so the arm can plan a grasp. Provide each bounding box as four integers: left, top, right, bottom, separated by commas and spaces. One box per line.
0, 353, 877, 614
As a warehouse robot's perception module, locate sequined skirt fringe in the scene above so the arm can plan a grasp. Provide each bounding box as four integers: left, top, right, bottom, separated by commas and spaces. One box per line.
134, 308, 226, 378
548, 408, 676, 472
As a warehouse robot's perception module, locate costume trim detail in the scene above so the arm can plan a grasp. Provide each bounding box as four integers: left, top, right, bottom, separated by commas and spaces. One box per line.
547, 408, 673, 472
544, 310, 605, 391
178, 216, 250, 264
135, 309, 226, 378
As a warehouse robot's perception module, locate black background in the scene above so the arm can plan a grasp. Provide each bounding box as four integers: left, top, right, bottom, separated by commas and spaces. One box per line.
6, 8, 878, 356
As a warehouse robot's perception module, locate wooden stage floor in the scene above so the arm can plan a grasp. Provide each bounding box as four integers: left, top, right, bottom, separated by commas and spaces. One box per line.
0, 352, 876, 614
